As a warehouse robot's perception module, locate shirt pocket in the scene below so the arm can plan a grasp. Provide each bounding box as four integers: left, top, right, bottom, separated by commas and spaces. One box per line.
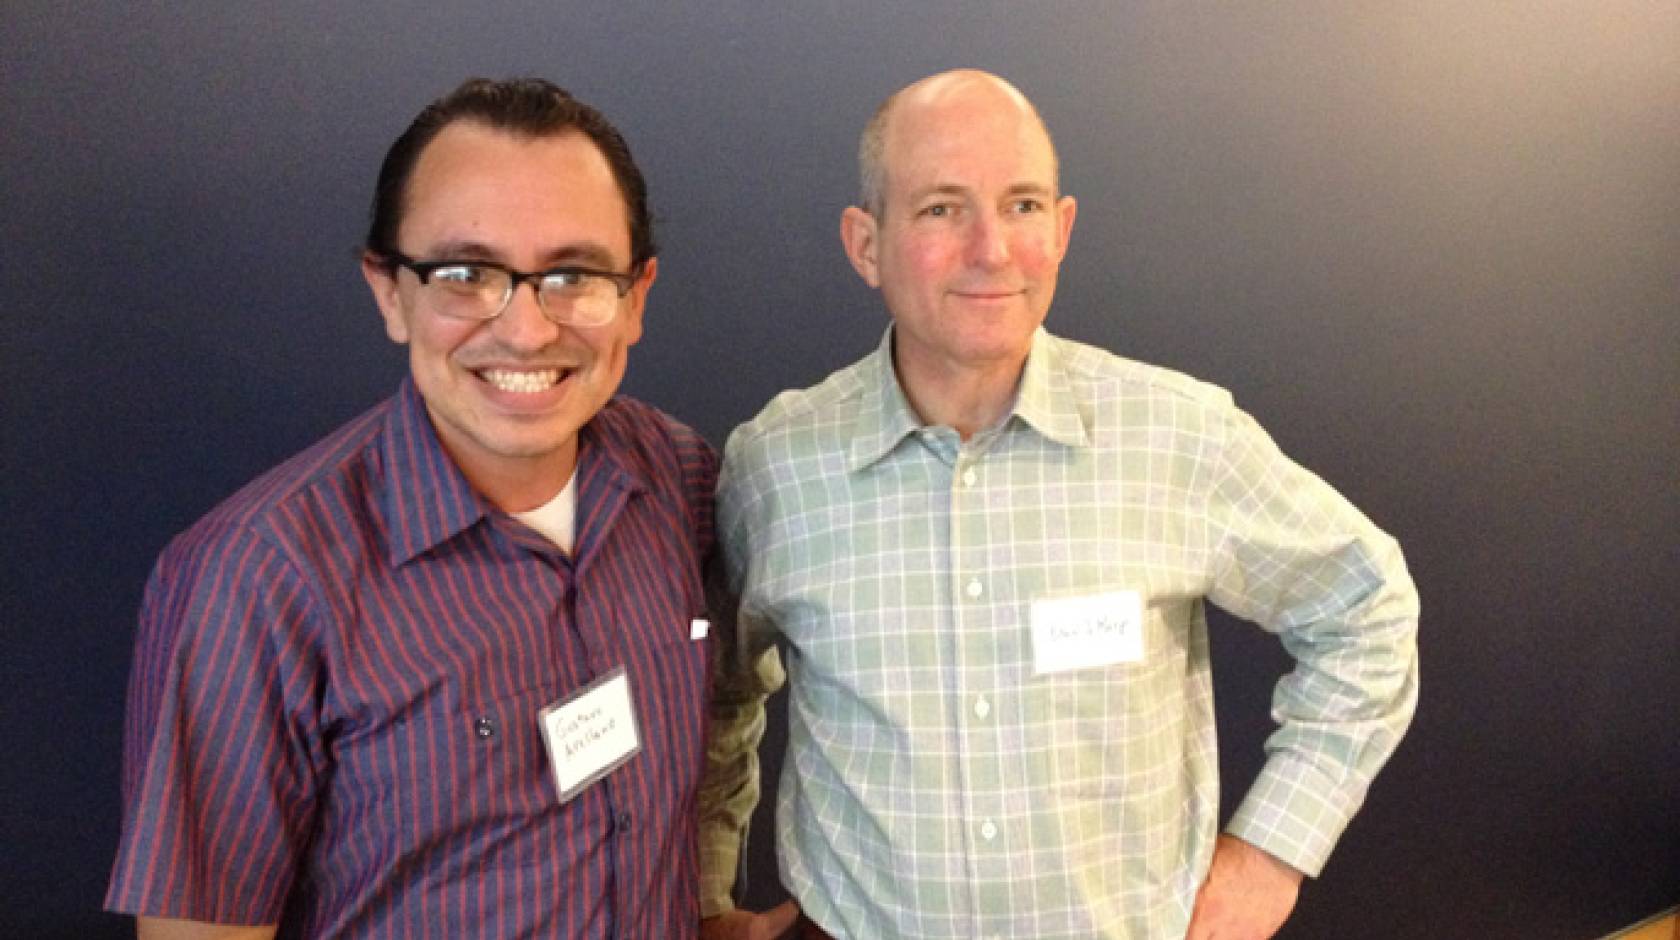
312, 670, 567, 888
620, 605, 712, 805
1027, 602, 1192, 798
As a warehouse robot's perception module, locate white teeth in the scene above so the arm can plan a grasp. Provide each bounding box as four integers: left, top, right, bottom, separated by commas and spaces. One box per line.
482, 369, 562, 393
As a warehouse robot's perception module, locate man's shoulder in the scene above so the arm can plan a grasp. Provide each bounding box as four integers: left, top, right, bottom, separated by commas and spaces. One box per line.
591, 395, 716, 470
593, 395, 710, 453
1048, 332, 1236, 412
166, 396, 395, 564
725, 355, 874, 458
591, 396, 718, 500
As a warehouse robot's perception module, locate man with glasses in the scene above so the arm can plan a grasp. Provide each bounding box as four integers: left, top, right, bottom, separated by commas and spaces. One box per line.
701, 70, 1419, 939
108, 78, 719, 938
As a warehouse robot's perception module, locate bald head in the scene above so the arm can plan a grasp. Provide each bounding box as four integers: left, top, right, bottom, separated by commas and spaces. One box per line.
857, 69, 1060, 215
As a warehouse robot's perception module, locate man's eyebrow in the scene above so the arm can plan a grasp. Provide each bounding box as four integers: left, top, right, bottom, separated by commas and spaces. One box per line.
424, 240, 500, 260
416, 241, 623, 270
904, 181, 1055, 203
541, 244, 620, 269
907, 183, 971, 202
1004, 182, 1054, 197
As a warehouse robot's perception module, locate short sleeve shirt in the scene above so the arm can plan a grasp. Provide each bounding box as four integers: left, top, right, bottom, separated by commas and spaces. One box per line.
107, 379, 719, 939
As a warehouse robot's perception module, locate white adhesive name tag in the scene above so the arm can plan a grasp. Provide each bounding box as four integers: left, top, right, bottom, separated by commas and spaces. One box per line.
1030, 590, 1146, 675
539, 667, 641, 803
690, 618, 710, 640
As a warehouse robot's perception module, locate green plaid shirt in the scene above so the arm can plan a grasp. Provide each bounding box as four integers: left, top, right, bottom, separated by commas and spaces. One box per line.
701, 328, 1419, 939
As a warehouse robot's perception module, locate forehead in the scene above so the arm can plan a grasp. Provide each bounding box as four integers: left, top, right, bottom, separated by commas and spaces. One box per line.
400, 121, 632, 260
880, 82, 1058, 195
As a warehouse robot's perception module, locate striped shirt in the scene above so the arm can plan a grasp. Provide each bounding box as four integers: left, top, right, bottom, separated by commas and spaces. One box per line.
702, 328, 1419, 939
107, 378, 718, 939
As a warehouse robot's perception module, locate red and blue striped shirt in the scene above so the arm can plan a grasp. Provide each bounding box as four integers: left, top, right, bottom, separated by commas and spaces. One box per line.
107, 379, 718, 938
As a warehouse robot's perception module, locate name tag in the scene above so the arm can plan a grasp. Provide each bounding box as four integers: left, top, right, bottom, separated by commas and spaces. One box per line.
538, 668, 641, 803
1030, 590, 1145, 675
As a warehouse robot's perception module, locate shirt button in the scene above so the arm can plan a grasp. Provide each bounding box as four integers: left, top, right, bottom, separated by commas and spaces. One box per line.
473, 717, 496, 739
617, 811, 633, 833
962, 467, 978, 487
966, 579, 983, 599
973, 697, 991, 719
980, 820, 998, 841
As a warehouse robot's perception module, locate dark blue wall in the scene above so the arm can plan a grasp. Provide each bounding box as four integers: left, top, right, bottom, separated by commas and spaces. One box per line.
3, 3, 1676, 937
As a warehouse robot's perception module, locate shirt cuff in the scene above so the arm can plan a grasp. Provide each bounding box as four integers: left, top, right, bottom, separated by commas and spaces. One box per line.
698, 832, 743, 918
1225, 752, 1366, 878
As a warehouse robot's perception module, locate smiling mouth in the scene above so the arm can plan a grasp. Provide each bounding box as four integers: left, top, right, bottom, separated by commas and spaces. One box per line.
479, 368, 569, 394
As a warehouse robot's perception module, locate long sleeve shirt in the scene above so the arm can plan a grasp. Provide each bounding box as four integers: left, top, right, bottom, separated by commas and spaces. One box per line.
700, 327, 1419, 939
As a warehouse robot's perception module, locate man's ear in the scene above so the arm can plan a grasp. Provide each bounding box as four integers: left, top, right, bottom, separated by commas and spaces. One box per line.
618, 256, 657, 347
1052, 195, 1078, 263
360, 254, 410, 344
840, 206, 882, 288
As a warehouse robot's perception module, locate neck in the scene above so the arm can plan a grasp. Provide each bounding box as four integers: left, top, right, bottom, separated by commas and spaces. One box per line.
439, 435, 580, 514
479, 466, 575, 514
892, 350, 1025, 441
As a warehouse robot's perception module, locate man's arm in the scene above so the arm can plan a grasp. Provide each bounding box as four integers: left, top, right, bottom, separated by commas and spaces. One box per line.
107, 528, 322, 927
696, 602, 784, 917
1185, 836, 1303, 940
696, 441, 791, 928
136, 916, 277, 940
696, 564, 793, 938
697, 597, 797, 939
1203, 405, 1421, 929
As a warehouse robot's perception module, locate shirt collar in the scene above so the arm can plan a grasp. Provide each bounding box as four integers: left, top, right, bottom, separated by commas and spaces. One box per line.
489, 423, 648, 564
1013, 328, 1091, 449
380, 377, 494, 566
847, 326, 1090, 472
378, 381, 653, 566
847, 326, 926, 471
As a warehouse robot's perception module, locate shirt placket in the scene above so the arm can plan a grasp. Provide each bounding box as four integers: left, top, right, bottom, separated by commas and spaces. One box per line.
947, 434, 1013, 940
526, 469, 648, 940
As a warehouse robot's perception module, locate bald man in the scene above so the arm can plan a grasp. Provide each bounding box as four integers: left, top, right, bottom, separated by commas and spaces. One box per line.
700, 70, 1419, 940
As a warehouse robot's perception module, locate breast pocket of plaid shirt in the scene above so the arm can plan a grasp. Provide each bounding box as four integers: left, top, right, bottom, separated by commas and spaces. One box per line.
1032, 601, 1198, 800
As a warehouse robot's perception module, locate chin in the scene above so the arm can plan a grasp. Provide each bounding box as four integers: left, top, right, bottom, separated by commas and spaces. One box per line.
961, 333, 1035, 362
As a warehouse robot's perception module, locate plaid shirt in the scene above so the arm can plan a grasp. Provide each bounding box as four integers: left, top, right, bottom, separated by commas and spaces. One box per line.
701, 327, 1419, 939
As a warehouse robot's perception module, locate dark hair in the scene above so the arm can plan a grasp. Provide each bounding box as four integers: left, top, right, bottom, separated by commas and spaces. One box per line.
365, 77, 656, 266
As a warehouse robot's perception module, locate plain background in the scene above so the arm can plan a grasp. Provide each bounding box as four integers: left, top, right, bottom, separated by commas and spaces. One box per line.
2, 3, 1676, 938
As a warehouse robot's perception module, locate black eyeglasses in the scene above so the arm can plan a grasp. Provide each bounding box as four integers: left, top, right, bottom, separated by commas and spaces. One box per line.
382, 252, 641, 327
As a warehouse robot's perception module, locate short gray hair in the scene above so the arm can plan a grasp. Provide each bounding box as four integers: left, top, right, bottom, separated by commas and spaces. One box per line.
857, 96, 894, 216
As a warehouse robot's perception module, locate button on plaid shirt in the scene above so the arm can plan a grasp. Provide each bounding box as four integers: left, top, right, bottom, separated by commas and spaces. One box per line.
701, 327, 1419, 939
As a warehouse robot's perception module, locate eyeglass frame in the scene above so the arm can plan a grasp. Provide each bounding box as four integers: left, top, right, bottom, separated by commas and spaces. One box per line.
377, 250, 644, 326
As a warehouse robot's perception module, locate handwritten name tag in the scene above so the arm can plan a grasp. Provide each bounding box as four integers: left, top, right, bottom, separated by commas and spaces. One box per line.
539, 667, 641, 803
1030, 590, 1145, 675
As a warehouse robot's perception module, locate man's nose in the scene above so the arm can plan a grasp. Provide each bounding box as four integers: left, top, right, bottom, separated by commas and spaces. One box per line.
966, 214, 1011, 269
491, 280, 564, 349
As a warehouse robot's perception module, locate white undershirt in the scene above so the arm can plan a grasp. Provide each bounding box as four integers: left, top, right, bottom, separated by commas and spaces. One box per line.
511, 472, 578, 554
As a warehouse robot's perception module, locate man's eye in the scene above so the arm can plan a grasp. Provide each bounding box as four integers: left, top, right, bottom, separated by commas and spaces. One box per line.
541, 269, 588, 290
432, 265, 489, 286
919, 204, 952, 218
1012, 199, 1045, 214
